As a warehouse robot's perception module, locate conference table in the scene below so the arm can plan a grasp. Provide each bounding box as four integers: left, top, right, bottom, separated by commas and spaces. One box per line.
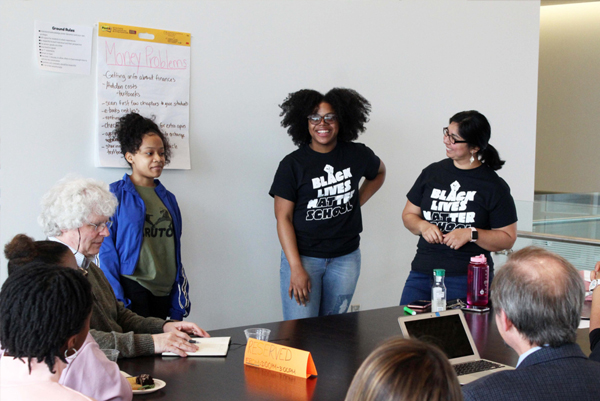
118, 305, 593, 401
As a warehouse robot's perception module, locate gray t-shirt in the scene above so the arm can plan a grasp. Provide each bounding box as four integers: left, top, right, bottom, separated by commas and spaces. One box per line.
123, 185, 177, 296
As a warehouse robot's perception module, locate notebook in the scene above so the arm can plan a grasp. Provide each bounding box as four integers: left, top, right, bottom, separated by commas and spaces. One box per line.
398, 309, 514, 384
162, 336, 231, 357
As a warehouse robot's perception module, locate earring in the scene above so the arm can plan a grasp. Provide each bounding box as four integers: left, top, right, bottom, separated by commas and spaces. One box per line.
470, 153, 475, 165
64, 347, 79, 359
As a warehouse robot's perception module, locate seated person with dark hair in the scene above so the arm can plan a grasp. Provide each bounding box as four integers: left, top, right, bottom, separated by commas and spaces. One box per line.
4, 234, 132, 401
0, 264, 95, 401
462, 246, 600, 401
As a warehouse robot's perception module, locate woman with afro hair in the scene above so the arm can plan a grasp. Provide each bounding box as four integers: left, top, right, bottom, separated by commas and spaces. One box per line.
269, 88, 386, 320
99, 112, 190, 321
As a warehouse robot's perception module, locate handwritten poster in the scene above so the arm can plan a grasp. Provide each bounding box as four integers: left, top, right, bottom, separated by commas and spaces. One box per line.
35, 21, 93, 75
97, 23, 191, 169
244, 338, 318, 379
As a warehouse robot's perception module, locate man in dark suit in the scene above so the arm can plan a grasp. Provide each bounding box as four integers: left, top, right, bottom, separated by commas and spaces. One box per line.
462, 246, 600, 401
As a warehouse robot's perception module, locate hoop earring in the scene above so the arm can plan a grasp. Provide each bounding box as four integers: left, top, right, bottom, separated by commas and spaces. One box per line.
470, 153, 475, 165
64, 347, 79, 359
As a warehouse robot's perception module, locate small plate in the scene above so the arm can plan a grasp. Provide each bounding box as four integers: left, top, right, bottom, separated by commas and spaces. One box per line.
121, 371, 166, 395
132, 378, 166, 395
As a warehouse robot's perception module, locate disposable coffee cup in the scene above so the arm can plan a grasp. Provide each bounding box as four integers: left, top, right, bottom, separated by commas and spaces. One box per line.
244, 328, 271, 341
101, 349, 120, 362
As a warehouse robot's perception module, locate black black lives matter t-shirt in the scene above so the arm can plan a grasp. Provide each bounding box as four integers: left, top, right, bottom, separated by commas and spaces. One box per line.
407, 158, 517, 276
270, 142, 381, 258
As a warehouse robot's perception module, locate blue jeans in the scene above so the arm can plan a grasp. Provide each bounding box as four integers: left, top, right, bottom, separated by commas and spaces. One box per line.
280, 248, 361, 320
399, 270, 495, 305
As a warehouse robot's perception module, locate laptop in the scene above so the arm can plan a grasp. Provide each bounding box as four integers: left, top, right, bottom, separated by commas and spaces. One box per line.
398, 309, 514, 384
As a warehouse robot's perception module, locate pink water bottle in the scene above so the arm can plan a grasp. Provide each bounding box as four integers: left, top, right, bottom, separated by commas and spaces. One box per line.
467, 254, 489, 306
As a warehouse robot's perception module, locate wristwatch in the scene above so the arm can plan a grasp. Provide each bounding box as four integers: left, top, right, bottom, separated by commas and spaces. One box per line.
470, 227, 478, 242
590, 279, 598, 292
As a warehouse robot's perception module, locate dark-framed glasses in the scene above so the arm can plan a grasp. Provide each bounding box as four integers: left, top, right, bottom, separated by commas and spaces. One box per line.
88, 220, 113, 232
443, 127, 467, 145
308, 113, 337, 125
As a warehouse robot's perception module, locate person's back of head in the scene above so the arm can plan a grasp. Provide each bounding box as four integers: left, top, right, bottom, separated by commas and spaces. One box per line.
0, 263, 93, 374
345, 337, 463, 401
491, 246, 584, 347
4, 234, 73, 275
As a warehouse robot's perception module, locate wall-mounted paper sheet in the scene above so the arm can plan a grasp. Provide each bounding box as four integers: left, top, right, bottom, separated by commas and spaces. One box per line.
35, 21, 93, 75
97, 22, 191, 169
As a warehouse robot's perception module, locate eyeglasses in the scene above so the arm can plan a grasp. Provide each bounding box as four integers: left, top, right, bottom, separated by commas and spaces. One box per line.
88, 220, 113, 232
443, 127, 467, 145
308, 113, 338, 125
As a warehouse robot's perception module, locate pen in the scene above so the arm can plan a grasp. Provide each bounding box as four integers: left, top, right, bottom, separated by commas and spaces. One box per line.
188, 339, 197, 343
404, 306, 416, 315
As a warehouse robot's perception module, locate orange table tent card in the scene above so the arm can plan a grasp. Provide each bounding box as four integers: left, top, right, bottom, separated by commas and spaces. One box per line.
244, 338, 318, 379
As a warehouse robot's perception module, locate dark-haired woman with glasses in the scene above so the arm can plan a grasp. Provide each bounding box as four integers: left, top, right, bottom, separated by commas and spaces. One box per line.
270, 88, 386, 320
400, 110, 517, 305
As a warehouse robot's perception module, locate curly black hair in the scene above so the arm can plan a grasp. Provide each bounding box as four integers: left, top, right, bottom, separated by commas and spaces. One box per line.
114, 112, 171, 166
279, 88, 371, 147
0, 263, 92, 374
4, 234, 71, 275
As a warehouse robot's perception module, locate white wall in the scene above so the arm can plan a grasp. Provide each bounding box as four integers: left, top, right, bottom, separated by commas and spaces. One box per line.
536, 2, 600, 193
0, 0, 540, 330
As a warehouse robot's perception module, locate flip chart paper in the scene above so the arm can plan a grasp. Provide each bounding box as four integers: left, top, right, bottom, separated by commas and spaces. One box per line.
244, 338, 318, 379
35, 21, 93, 75
96, 22, 191, 168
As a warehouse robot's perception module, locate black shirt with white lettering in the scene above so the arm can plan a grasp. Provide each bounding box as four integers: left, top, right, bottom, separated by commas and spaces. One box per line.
270, 142, 380, 258
407, 158, 517, 276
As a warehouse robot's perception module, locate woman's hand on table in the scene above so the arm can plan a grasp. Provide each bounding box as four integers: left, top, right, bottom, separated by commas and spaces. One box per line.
442, 228, 471, 250
152, 331, 199, 356
163, 321, 210, 338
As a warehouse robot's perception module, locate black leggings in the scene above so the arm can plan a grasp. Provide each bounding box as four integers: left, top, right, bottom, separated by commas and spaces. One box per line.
121, 277, 171, 319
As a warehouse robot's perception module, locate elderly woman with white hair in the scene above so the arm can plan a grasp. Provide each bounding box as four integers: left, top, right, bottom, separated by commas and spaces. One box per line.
38, 176, 209, 359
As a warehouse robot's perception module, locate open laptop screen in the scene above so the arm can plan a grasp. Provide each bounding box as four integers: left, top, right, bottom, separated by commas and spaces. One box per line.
404, 314, 474, 359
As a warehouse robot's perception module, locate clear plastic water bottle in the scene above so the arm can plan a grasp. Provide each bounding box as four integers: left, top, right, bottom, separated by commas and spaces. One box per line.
431, 269, 447, 312
467, 254, 489, 306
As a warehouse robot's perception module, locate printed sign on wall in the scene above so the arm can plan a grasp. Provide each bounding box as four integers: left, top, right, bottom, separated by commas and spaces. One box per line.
97, 22, 191, 169
35, 21, 93, 75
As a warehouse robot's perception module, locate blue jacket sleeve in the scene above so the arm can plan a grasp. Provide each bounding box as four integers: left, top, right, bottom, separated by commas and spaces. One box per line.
98, 199, 131, 308
166, 192, 190, 320
169, 265, 190, 320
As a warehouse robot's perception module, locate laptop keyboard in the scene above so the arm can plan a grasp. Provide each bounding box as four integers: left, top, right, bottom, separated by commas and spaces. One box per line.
454, 360, 504, 376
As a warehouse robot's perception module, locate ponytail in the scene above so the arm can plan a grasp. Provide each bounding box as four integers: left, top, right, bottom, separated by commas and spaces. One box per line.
480, 144, 504, 171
